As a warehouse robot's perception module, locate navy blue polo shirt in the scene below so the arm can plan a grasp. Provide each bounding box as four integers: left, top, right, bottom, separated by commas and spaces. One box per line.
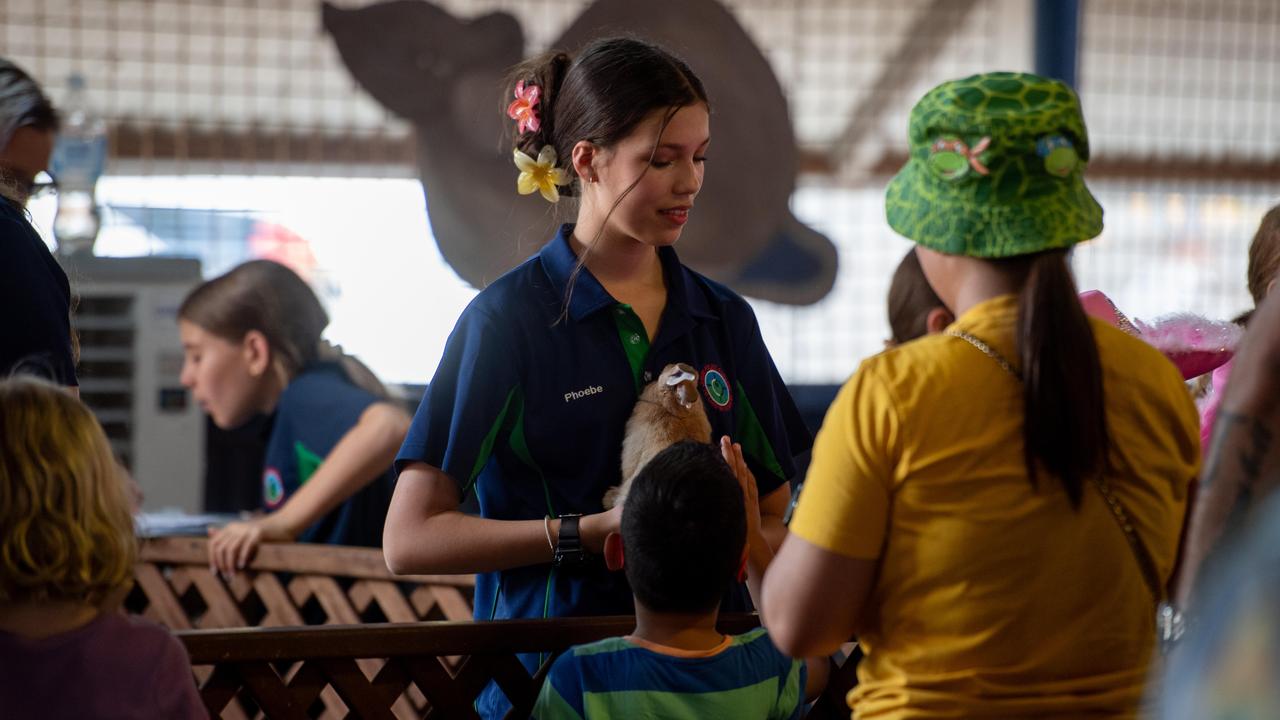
0, 198, 76, 385
262, 362, 394, 548
398, 222, 811, 616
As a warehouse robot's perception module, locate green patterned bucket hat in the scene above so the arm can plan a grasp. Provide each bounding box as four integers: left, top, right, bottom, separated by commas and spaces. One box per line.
885, 72, 1103, 258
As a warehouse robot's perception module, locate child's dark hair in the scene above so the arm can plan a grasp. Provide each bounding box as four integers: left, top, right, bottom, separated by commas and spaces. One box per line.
622, 440, 745, 615
505, 37, 709, 316
887, 248, 946, 344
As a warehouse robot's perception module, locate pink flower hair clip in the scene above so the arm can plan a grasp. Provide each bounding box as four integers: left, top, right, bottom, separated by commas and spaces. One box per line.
507, 80, 541, 135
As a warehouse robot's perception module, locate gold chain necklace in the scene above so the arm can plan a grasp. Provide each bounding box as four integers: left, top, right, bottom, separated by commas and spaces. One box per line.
946, 324, 1179, 641
944, 329, 1022, 381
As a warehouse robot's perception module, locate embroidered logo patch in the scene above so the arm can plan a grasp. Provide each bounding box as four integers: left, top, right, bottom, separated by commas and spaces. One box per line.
701, 365, 733, 411
263, 467, 285, 508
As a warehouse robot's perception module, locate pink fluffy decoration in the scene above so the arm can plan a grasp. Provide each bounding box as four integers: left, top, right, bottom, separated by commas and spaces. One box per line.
1079, 290, 1241, 380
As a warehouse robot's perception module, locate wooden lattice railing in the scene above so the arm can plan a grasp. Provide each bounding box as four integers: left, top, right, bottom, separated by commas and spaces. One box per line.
129, 538, 478, 718
177, 614, 865, 720
129, 537, 475, 631
179, 616, 859, 719
138, 540, 858, 718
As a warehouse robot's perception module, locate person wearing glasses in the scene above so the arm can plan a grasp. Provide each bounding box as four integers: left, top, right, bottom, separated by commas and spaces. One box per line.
0, 57, 77, 393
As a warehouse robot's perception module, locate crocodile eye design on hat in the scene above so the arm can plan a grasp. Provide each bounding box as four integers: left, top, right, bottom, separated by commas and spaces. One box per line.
929, 136, 972, 180
928, 135, 992, 180
885, 71, 1103, 259
1036, 135, 1079, 177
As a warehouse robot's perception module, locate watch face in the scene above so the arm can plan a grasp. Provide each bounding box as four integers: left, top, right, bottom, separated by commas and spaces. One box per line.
554, 549, 584, 568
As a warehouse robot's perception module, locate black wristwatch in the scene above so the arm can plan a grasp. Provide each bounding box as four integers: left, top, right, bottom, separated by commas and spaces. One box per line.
553, 514, 587, 569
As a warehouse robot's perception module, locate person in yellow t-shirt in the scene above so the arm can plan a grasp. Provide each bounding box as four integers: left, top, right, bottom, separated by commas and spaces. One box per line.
762, 72, 1200, 719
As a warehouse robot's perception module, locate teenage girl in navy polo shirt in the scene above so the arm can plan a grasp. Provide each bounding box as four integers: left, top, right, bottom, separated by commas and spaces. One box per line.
386, 37, 811, 718
178, 260, 410, 575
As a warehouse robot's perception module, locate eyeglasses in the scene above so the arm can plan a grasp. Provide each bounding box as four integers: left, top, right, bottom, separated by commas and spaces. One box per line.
0, 168, 57, 199
26, 171, 58, 199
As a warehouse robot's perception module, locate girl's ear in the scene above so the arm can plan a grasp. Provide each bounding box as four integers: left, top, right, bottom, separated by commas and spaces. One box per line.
571, 140, 598, 183
242, 330, 272, 378
925, 306, 955, 335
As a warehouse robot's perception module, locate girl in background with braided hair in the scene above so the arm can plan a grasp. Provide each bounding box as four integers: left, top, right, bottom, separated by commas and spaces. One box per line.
178, 259, 409, 575
385, 36, 810, 718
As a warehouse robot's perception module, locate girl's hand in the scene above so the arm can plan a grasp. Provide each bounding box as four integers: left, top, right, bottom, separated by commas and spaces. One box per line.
207, 517, 292, 575
580, 503, 624, 554
721, 436, 761, 536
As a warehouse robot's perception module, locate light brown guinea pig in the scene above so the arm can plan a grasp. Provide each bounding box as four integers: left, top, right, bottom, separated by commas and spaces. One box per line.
603, 362, 713, 509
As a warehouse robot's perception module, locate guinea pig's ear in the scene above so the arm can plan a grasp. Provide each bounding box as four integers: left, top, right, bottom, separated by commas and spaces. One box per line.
666, 368, 696, 386
675, 382, 695, 408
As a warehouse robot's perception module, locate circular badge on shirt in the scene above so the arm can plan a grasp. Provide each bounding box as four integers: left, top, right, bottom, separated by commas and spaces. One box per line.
701, 365, 733, 411
263, 467, 285, 508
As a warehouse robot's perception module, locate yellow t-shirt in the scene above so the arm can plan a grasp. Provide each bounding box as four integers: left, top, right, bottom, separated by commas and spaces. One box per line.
790, 294, 1200, 719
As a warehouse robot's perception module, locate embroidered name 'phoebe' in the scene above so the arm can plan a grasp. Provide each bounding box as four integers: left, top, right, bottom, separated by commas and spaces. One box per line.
564, 385, 604, 403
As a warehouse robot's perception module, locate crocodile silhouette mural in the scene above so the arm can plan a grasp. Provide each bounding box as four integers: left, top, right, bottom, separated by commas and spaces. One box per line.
322, 0, 837, 305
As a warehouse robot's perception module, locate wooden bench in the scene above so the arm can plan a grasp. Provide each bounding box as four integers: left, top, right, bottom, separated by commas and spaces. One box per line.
129, 537, 475, 630
179, 614, 858, 719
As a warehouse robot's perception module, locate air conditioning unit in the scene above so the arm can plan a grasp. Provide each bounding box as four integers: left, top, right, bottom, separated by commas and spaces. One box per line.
65, 256, 205, 512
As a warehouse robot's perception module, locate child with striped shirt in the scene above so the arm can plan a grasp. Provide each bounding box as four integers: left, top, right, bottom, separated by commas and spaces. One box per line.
534, 439, 825, 719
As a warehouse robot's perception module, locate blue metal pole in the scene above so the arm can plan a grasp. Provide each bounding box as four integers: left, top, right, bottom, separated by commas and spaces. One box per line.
1034, 0, 1081, 88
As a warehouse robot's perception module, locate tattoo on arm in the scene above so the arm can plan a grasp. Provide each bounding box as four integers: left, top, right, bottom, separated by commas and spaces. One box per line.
1204, 410, 1273, 491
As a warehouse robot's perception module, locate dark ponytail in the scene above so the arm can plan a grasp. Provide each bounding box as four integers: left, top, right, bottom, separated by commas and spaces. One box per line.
1016, 250, 1109, 507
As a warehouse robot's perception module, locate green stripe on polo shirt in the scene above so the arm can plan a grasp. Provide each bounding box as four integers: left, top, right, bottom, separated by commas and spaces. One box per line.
612, 304, 650, 393
734, 381, 785, 481
464, 386, 519, 495
507, 390, 555, 517
583, 678, 785, 718
502, 389, 560, 638
294, 441, 324, 485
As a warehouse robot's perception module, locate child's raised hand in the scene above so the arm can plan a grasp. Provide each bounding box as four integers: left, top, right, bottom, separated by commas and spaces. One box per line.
720, 436, 760, 536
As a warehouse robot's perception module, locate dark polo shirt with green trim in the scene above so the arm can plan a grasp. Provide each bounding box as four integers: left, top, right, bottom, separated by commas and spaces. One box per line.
399, 222, 808, 712
396, 221, 810, 648
262, 361, 394, 548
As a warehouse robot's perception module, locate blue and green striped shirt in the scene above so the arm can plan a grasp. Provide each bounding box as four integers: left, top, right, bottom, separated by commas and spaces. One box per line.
534, 628, 806, 720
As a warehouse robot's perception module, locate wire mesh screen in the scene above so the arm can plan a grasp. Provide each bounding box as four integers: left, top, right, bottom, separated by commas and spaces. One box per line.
3, 1, 399, 134
7, 0, 1279, 384
1081, 0, 1280, 161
